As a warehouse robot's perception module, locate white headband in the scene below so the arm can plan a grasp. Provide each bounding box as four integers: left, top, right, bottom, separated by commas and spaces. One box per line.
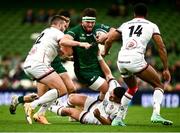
82, 16, 96, 22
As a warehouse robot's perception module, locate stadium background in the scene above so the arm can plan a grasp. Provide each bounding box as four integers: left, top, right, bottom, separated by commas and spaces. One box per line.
0, 0, 180, 132
0, 0, 180, 118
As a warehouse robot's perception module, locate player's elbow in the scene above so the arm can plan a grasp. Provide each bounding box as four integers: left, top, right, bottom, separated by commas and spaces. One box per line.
59, 38, 68, 46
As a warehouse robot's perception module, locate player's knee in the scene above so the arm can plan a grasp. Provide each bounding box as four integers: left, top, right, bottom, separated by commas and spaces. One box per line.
68, 94, 76, 105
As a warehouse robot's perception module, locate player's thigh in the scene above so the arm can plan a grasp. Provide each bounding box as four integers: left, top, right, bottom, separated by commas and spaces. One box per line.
136, 65, 163, 88
37, 82, 49, 96
60, 72, 76, 94
39, 71, 67, 96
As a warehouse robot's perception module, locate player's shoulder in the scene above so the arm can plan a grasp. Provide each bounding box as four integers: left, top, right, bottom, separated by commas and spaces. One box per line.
45, 27, 63, 34
143, 19, 159, 30
69, 24, 81, 31
66, 24, 81, 35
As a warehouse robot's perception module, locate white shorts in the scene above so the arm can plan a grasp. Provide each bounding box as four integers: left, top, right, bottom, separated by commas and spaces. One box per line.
117, 52, 147, 78
79, 111, 100, 125
23, 60, 54, 80
79, 96, 100, 124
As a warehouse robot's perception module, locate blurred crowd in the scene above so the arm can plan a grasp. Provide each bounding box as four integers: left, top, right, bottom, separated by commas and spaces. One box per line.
21, 8, 81, 28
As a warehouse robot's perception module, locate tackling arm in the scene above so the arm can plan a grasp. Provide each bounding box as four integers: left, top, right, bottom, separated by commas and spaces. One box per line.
96, 27, 116, 44
59, 34, 91, 49
104, 29, 121, 56
97, 52, 114, 81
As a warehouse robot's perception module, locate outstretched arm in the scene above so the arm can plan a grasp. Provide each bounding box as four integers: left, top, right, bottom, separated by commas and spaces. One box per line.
96, 28, 116, 44
103, 29, 121, 56
59, 34, 91, 49
153, 34, 171, 83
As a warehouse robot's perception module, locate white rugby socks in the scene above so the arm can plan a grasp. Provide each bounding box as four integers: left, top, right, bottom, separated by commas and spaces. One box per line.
152, 89, 164, 115
31, 89, 58, 109
50, 105, 64, 116
36, 101, 54, 115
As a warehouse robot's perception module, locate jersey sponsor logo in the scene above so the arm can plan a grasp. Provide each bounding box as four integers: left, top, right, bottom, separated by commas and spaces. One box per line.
90, 76, 96, 81
79, 36, 86, 40
125, 39, 137, 50
110, 105, 114, 110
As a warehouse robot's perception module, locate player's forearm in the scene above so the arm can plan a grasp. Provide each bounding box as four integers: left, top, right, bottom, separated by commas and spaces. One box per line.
104, 40, 112, 56
98, 57, 113, 80
158, 46, 169, 70
153, 35, 169, 70
60, 38, 81, 47
104, 30, 120, 56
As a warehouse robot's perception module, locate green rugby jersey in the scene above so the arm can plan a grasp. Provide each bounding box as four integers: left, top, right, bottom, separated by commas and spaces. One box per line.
66, 24, 110, 72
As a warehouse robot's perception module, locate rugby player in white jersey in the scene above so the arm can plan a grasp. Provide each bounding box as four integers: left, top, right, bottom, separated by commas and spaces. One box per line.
50, 53, 126, 125
104, 3, 173, 126
22, 15, 91, 124
9, 12, 76, 125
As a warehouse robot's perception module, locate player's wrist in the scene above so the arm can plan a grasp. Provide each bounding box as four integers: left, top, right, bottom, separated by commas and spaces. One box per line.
79, 42, 82, 47
97, 55, 103, 61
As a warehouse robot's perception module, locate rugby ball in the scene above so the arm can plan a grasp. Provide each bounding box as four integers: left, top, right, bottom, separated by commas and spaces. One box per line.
96, 30, 107, 37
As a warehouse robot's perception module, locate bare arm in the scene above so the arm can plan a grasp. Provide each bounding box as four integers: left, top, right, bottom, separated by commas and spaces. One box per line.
96, 27, 116, 44
59, 34, 91, 49
103, 29, 121, 56
60, 45, 73, 56
93, 108, 111, 125
153, 34, 171, 82
97, 52, 114, 81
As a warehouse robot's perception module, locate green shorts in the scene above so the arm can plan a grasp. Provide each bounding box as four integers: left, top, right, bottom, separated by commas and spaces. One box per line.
51, 56, 67, 74
75, 69, 105, 86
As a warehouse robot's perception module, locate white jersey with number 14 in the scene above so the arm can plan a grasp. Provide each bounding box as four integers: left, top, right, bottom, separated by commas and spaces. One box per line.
117, 18, 160, 55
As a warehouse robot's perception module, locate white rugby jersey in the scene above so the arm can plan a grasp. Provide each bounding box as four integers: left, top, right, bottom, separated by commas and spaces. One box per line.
96, 80, 121, 121
117, 18, 160, 55
25, 27, 64, 65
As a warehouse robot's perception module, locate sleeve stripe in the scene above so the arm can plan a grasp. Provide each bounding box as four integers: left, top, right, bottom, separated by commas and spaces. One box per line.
115, 29, 122, 34
152, 33, 161, 36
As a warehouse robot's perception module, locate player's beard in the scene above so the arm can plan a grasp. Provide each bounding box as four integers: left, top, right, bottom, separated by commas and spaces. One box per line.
86, 27, 93, 33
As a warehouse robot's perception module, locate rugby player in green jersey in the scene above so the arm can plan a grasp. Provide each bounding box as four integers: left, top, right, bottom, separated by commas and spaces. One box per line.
60, 8, 115, 100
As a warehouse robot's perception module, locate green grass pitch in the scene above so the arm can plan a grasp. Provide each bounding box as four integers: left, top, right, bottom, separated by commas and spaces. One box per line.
0, 105, 180, 132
